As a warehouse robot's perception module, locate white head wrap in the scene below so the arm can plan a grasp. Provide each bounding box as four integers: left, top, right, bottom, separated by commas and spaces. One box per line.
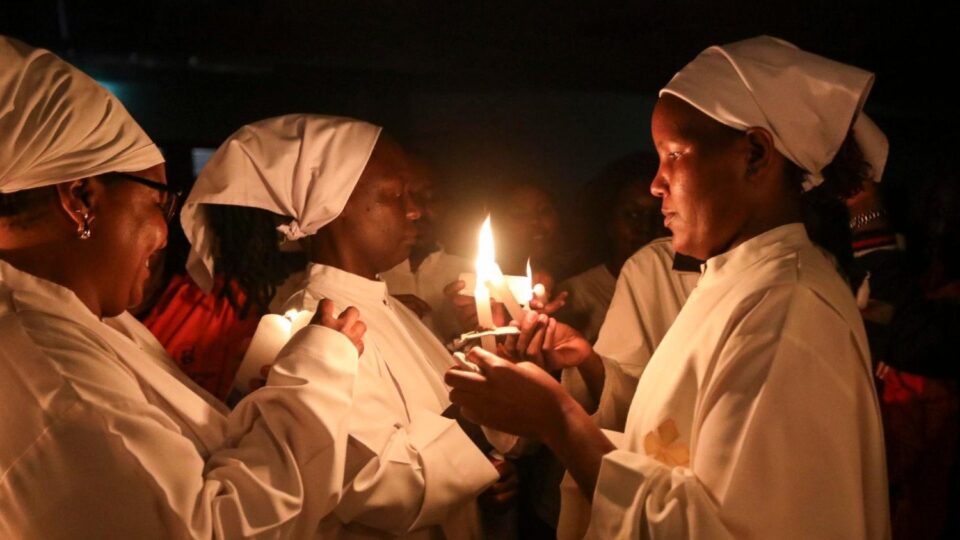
0, 36, 163, 193
660, 35, 888, 191
181, 114, 382, 292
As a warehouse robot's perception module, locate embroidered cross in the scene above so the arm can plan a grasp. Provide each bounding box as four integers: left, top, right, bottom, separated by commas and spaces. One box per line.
643, 418, 690, 466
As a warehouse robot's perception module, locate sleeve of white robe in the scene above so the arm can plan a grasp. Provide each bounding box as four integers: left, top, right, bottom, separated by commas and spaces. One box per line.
587, 287, 888, 539
562, 254, 656, 430
0, 319, 357, 539
331, 391, 499, 534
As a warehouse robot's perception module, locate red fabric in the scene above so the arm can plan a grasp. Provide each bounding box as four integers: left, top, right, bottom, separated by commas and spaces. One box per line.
142, 274, 261, 401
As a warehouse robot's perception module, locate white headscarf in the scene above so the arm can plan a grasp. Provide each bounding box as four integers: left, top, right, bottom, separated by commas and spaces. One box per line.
0, 36, 163, 193
661, 35, 888, 191
181, 114, 382, 292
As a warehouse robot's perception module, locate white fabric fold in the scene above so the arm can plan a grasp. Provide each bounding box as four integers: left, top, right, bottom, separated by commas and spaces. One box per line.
181, 114, 381, 291
660, 35, 887, 190
0, 36, 163, 193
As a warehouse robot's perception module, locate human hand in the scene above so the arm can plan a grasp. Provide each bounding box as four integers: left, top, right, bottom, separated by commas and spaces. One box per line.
311, 298, 366, 355
445, 347, 571, 439
392, 294, 431, 319
501, 310, 593, 371
479, 458, 519, 513
443, 280, 480, 330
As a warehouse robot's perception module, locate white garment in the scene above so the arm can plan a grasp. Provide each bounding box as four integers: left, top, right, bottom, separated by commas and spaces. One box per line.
380, 249, 474, 342
573, 224, 890, 539
281, 263, 499, 539
661, 35, 886, 190
0, 36, 163, 193
181, 114, 381, 292
563, 238, 700, 431
557, 264, 618, 344
0, 259, 359, 538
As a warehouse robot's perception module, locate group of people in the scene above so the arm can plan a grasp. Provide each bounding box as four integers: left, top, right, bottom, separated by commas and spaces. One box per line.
1, 30, 940, 538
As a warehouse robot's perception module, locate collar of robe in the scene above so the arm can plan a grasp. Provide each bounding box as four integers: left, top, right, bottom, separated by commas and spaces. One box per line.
698, 223, 811, 291
304, 262, 391, 306
0, 259, 229, 453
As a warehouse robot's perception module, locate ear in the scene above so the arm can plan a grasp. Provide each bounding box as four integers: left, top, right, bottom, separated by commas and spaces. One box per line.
743, 127, 777, 181
54, 178, 104, 229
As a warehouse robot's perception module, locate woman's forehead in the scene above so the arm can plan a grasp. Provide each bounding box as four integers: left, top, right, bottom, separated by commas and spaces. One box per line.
653, 95, 737, 145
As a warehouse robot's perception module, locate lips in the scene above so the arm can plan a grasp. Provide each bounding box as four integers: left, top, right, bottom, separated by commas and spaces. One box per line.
662, 211, 676, 228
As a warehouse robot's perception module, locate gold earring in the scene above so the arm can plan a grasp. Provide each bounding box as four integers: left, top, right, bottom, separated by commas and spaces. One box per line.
77, 211, 92, 240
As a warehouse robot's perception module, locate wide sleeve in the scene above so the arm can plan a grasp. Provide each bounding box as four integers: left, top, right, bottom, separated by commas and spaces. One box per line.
588, 293, 889, 539
0, 322, 358, 540
331, 381, 499, 534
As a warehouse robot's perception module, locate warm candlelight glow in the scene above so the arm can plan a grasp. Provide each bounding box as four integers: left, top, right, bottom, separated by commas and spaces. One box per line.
475, 215, 504, 294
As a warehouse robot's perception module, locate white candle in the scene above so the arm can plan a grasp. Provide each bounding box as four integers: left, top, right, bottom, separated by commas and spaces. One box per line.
475, 216, 499, 351
233, 312, 294, 393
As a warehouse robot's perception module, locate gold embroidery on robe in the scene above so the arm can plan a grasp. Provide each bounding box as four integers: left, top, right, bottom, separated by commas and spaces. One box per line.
643, 418, 690, 466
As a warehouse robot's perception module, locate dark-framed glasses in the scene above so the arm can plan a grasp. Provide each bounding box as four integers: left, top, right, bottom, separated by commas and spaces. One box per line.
105, 172, 182, 223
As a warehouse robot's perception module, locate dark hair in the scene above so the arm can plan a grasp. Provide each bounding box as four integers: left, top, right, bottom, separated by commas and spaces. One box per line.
789, 132, 873, 282
204, 204, 306, 317
0, 186, 56, 227
575, 152, 661, 271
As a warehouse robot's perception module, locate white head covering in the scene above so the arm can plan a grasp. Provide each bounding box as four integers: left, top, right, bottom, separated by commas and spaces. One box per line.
0, 36, 163, 193
660, 35, 888, 191
181, 114, 382, 292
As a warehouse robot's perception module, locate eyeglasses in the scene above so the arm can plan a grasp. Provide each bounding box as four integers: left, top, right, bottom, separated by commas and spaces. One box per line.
105, 172, 183, 223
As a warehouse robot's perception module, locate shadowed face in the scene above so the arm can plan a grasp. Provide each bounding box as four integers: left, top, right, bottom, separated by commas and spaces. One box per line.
650, 95, 751, 260
88, 163, 170, 316
332, 136, 423, 275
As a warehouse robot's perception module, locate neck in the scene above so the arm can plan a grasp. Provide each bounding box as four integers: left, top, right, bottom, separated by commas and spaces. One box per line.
408, 242, 439, 272
306, 231, 379, 280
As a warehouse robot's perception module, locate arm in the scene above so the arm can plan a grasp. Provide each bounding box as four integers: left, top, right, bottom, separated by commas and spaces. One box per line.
1, 305, 361, 539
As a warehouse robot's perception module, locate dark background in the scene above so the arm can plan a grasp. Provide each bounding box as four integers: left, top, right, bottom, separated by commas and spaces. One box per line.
2, 1, 956, 248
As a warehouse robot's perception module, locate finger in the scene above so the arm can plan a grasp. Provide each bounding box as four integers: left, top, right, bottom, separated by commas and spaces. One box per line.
443, 280, 466, 296
466, 346, 506, 373
544, 317, 557, 351
351, 320, 367, 338
526, 322, 547, 359
314, 298, 336, 325
444, 366, 488, 391
516, 312, 545, 354
338, 305, 361, 325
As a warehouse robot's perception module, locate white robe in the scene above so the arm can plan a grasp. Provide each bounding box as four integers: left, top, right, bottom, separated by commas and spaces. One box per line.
282, 263, 499, 539
380, 249, 473, 343
563, 237, 700, 431
575, 224, 890, 539
0, 259, 358, 539
557, 264, 618, 344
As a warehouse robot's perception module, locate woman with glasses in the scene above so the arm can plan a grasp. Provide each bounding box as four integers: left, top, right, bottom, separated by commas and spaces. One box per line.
0, 36, 364, 538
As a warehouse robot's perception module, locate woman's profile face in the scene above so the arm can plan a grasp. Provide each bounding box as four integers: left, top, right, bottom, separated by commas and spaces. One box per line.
88, 163, 170, 316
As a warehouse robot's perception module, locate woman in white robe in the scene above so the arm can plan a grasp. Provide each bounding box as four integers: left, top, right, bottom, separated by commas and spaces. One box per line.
0, 36, 364, 538
181, 116, 502, 539
445, 36, 891, 539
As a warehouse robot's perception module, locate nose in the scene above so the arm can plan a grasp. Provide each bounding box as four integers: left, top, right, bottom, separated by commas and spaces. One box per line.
404, 191, 423, 221
650, 167, 667, 199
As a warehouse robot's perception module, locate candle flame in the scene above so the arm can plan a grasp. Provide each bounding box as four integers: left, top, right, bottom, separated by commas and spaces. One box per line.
475, 215, 503, 295
522, 259, 533, 304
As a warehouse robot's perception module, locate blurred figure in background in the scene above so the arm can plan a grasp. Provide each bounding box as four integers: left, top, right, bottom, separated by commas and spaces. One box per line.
556, 152, 668, 343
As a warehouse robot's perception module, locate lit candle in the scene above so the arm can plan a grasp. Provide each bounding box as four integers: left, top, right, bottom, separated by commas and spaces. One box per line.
475, 216, 498, 351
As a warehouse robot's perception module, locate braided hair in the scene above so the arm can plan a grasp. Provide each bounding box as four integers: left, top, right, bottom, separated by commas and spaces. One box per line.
204, 204, 306, 318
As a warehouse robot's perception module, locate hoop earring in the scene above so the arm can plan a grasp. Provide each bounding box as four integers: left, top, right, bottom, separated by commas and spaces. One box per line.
77, 212, 93, 240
